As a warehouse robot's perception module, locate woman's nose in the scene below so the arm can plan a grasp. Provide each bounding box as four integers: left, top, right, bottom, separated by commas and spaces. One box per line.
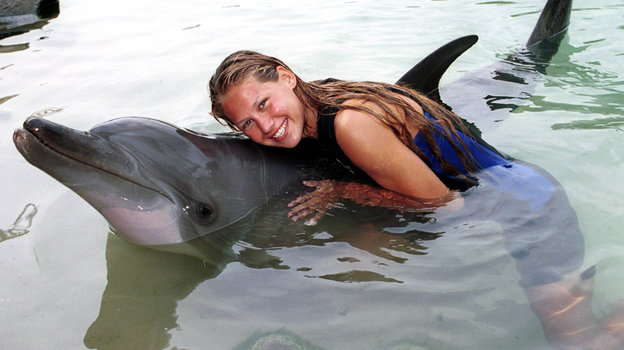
255, 115, 274, 134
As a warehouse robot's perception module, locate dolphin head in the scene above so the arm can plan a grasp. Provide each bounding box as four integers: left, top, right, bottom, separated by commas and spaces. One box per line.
13, 117, 295, 245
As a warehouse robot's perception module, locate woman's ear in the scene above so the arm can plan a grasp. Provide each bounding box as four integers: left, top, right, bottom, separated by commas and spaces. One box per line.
276, 66, 297, 89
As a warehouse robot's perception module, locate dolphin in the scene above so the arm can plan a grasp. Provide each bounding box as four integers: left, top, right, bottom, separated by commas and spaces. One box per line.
12, 0, 573, 249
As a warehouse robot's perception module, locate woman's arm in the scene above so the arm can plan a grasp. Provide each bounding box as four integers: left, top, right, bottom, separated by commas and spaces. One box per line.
334, 105, 449, 199
288, 102, 462, 224
287, 180, 458, 224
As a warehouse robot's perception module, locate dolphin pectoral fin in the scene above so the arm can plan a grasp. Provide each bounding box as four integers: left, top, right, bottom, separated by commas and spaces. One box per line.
396, 35, 478, 105
526, 0, 573, 58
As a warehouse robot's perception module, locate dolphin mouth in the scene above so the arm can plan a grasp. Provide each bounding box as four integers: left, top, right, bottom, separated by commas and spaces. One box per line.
13, 117, 189, 245
13, 117, 175, 212
14, 120, 89, 171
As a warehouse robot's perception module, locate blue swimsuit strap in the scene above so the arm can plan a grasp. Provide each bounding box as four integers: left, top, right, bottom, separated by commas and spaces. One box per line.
412, 113, 509, 178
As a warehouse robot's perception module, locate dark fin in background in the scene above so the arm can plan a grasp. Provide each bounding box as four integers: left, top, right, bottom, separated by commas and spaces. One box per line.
395, 35, 484, 138
525, 0, 573, 61
397, 0, 573, 101
394, 0, 573, 132
395, 35, 478, 105
504, 0, 572, 76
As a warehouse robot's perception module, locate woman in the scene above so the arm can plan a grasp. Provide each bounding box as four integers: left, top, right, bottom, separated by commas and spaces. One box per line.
209, 50, 624, 349
209, 50, 512, 222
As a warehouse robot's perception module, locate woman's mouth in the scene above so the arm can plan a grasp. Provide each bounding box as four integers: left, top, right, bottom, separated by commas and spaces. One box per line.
271, 119, 288, 141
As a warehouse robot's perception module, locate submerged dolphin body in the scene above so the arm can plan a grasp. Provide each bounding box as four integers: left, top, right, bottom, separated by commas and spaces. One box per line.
12, 0, 572, 248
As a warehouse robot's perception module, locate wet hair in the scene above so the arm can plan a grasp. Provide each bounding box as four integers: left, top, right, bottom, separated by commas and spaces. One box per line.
209, 50, 483, 178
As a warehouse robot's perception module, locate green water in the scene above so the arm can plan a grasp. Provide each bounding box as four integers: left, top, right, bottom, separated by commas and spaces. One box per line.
1, 0, 623, 349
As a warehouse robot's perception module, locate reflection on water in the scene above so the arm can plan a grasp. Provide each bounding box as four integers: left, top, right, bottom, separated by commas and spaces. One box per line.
81, 210, 455, 349
551, 116, 624, 131
83, 234, 218, 350
514, 37, 624, 124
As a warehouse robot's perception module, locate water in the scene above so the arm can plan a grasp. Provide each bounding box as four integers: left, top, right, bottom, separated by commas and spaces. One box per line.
1, 0, 623, 349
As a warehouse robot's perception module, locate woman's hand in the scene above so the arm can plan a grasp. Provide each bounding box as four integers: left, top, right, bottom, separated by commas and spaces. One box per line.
287, 180, 344, 225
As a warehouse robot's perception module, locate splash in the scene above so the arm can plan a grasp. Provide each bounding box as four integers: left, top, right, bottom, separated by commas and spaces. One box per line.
0, 203, 38, 242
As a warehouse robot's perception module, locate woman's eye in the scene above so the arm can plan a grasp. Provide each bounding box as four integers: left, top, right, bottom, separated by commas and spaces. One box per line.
242, 120, 253, 130
258, 99, 266, 110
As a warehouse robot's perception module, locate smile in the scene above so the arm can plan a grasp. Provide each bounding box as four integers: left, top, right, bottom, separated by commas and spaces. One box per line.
271, 119, 288, 141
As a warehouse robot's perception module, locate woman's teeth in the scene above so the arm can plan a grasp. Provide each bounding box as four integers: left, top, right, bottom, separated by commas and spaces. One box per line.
272, 120, 287, 139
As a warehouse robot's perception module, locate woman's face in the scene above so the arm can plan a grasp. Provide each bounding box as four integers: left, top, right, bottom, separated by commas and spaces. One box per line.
221, 66, 308, 148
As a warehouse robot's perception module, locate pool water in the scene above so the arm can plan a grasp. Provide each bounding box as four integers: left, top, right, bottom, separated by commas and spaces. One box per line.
1, 0, 623, 349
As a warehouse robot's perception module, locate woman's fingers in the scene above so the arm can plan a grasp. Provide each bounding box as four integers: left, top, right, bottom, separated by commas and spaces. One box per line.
287, 181, 322, 208
287, 194, 324, 221
287, 180, 345, 223
287, 182, 334, 223
288, 205, 327, 225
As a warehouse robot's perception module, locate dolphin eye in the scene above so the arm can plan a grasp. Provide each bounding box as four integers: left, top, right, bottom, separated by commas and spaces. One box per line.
197, 203, 213, 218
185, 201, 215, 225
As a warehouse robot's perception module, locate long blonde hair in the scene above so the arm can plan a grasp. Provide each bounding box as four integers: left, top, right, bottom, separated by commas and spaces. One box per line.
209, 50, 481, 178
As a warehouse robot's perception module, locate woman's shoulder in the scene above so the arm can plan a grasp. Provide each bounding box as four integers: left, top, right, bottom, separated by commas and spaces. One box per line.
333, 104, 385, 133
334, 94, 423, 139
333, 108, 396, 156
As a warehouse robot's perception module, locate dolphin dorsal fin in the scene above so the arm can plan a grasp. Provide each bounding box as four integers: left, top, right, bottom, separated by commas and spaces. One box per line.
525, 0, 572, 60
396, 35, 478, 105
526, 0, 572, 47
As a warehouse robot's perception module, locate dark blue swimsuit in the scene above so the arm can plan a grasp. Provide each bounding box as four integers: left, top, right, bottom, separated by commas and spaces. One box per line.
413, 112, 555, 212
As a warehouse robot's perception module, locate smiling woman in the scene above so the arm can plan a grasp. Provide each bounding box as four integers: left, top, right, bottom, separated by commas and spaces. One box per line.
208, 50, 481, 205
